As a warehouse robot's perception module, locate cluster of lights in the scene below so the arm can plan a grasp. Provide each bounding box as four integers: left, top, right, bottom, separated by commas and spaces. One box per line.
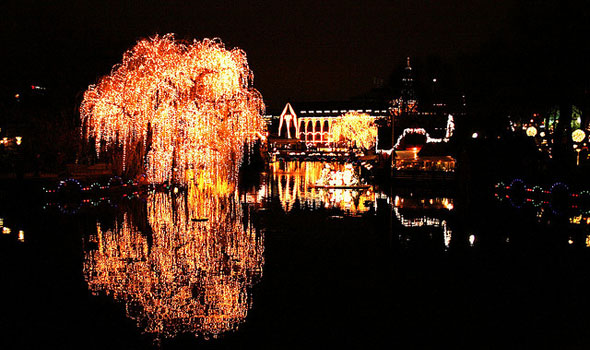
269, 161, 374, 213
572, 129, 586, 143
0, 136, 22, 146
329, 112, 377, 150
44, 177, 138, 195
0, 218, 24, 242
83, 186, 264, 339
392, 115, 455, 149
81, 34, 265, 187
494, 180, 590, 216
526, 126, 537, 137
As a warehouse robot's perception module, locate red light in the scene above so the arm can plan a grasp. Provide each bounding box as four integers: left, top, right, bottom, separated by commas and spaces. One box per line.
31, 85, 35, 89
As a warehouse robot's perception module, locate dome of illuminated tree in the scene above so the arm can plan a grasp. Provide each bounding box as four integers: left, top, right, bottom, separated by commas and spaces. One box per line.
81, 34, 265, 187
330, 111, 377, 150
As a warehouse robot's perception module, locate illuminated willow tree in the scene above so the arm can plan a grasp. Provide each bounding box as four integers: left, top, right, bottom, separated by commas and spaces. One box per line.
81, 34, 265, 186
330, 112, 377, 150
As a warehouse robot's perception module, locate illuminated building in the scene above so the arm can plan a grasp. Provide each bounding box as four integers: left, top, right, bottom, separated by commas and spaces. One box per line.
270, 58, 459, 154
273, 101, 389, 146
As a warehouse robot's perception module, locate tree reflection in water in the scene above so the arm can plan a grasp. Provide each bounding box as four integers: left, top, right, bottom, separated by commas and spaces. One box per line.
83, 185, 264, 340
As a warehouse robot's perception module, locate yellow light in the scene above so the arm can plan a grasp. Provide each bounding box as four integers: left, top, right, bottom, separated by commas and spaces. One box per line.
15, 136, 22, 145
526, 126, 537, 137
18, 230, 24, 242
572, 129, 585, 143
329, 111, 377, 150
81, 34, 265, 186
2, 227, 11, 234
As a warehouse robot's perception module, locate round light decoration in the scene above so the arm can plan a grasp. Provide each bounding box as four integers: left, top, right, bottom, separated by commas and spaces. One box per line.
572, 129, 586, 143
526, 126, 537, 137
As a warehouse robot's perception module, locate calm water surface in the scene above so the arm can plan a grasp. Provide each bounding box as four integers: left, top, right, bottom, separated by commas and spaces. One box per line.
2, 161, 590, 348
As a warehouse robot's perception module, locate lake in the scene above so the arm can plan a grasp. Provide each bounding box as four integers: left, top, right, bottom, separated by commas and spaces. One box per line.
2, 161, 590, 348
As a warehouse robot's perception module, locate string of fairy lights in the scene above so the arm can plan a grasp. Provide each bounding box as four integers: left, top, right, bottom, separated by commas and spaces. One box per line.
392, 114, 455, 149
80, 34, 265, 187
495, 180, 590, 221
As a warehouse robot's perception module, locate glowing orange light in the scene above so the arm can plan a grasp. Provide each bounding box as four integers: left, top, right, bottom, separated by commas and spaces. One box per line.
330, 111, 377, 150
81, 34, 265, 186
84, 187, 264, 339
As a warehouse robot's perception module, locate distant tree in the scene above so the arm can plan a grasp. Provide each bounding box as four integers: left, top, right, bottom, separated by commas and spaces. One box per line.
330, 112, 377, 150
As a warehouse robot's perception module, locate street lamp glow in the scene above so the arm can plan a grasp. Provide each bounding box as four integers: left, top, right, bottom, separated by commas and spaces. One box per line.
526, 126, 537, 137
572, 129, 585, 143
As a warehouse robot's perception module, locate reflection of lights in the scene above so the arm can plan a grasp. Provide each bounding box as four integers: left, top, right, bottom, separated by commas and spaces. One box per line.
443, 220, 451, 249
269, 161, 373, 213
3, 227, 11, 234
81, 34, 265, 186
0, 217, 3, 226
18, 230, 24, 242
442, 198, 454, 210
84, 187, 264, 339
572, 129, 585, 143
526, 126, 537, 137
586, 235, 590, 248
469, 234, 475, 246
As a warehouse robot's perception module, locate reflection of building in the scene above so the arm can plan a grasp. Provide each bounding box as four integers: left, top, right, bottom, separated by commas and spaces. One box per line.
268, 161, 374, 213
83, 188, 264, 339
391, 194, 454, 249
393, 149, 455, 178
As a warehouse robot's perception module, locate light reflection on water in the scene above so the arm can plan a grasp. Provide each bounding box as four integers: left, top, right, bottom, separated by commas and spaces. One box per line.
266, 161, 375, 213
265, 161, 458, 247
83, 186, 264, 340
79, 161, 461, 339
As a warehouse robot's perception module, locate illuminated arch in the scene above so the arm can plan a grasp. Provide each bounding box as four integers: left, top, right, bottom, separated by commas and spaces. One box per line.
278, 103, 299, 138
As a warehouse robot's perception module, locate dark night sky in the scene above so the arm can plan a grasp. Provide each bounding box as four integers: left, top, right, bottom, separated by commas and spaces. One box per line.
1, 0, 588, 111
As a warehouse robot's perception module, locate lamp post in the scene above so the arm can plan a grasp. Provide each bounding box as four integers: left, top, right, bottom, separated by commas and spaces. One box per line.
572, 129, 586, 166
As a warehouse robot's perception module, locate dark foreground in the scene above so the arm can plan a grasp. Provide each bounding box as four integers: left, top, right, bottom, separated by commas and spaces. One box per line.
1, 178, 590, 349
